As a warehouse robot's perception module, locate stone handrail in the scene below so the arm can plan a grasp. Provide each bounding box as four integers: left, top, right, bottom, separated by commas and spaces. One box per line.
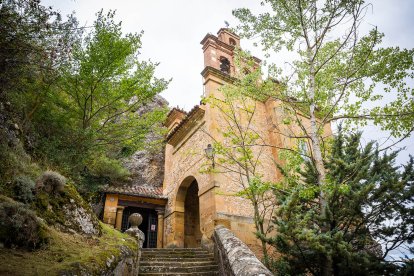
120, 213, 145, 276
213, 225, 273, 276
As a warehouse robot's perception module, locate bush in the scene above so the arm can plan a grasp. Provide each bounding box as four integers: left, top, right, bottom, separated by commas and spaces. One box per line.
12, 175, 35, 203
36, 170, 66, 195
0, 197, 48, 249
0, 141, 41, 189
89, 155, 130, 182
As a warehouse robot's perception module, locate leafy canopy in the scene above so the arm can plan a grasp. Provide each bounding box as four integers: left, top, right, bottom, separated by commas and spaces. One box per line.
233, 0, 414, 137
272, 130, 414, 275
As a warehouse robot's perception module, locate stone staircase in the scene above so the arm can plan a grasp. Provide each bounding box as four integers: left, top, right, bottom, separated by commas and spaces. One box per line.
139, 248, 219, 275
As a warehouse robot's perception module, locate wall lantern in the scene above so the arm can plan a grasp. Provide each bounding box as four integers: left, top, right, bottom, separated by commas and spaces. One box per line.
204, 144, 215, 168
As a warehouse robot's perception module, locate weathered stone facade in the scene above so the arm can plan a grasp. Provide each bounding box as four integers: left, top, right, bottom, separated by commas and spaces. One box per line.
162, 28, 332, 256
101, 28, 332, 258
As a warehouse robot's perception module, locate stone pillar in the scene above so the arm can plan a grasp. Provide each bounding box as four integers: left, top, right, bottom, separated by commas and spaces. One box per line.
125, 213, 145, 249
156, 208, 165, 248
103, 194, 119, 226
115, 206, 124, 230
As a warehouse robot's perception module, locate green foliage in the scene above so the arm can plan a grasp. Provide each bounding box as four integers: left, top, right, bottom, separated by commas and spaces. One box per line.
27, 10, 169, 191
271, 130, 414, 275
0, 142, 41, 190
0, 1, 168, 194
233, 2, 414, 273
88, 155, 130, 183
53, 9, 169, 154
397, 260, 414, 276
0, 196, 48, 249
12, 175, 35, 204
0, 0, 78, 94
233, 1, 414, 138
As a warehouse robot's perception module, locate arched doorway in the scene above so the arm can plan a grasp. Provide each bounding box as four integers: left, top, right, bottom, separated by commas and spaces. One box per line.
175, 176, 202, 248
184, 180, 201, 247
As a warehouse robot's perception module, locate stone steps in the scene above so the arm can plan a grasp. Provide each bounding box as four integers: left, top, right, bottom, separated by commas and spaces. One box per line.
139, 248, 219, 275
142, 248, 206, 251
140, 264, 218, 273
140, 261, 216, 267
142, 254, 213, 259
140, 256, 214, 263
138, 273, 219, 276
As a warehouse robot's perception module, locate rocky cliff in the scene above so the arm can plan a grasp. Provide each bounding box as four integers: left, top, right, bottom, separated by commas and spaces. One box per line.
122, 95, 168, 188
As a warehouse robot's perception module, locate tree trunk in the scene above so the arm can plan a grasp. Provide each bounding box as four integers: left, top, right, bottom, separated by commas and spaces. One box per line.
254, 201, 270, 267
308, 52, 332, 276
246, 169, 270, 268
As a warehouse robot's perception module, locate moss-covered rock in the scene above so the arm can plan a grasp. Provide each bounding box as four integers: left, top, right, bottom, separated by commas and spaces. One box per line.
0, 196, 48, 249
33, 182, 101, 236
0, 223, 138, 276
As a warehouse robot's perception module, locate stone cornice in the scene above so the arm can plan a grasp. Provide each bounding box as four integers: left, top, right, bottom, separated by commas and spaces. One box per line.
165, 108, 187, 127
200, 33, 262, 64
200, 34, 235, 52
166, 105, 205, 146
201, 66, 237, 84
216, 28, 240, 38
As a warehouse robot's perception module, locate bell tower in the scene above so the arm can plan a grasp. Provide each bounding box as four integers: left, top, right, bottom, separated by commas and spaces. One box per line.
200, 28, 261, 97
200, 28, 241, 97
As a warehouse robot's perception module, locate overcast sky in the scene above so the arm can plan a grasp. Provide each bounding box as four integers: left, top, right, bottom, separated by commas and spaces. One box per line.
42, 0, 413, 162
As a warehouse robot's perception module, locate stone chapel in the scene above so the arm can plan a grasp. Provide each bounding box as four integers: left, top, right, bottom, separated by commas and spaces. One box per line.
101, 28, 331, 254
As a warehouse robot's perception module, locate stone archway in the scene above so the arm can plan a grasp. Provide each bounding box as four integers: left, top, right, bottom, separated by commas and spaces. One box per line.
175, 176, 202, 248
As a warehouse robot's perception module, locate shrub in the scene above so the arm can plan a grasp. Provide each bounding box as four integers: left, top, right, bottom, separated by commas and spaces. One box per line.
0, 197, 48, 249
36, 170, 66, 195
89, 155, 130, 182
0, 141, 41, 189
12, 175, 35, 203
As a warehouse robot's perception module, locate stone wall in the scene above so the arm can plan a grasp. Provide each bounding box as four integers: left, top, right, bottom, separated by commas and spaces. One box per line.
213, 225, 273, 276
163, 119, 214, 247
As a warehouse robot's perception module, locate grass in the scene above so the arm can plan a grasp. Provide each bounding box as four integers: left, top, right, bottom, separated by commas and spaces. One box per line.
0, 223, 137, 275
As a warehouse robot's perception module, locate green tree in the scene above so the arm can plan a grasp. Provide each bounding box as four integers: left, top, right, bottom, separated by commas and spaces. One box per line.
31, 10, 169, 181
0, 0, 78, 185
272, 130, 414, 275
233, 1, 414, 273
0, 0, 78, 97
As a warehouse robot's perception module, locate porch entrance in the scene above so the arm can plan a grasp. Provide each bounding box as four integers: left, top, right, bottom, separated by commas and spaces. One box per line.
121, 206, 158, 248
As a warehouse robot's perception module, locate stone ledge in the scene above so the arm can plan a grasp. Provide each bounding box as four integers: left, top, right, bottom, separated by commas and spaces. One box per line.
213, 225, 273, 276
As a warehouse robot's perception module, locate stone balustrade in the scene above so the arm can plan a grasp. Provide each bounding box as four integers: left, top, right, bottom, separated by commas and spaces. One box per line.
111, 213, 145, 276
213, 225, 273, 276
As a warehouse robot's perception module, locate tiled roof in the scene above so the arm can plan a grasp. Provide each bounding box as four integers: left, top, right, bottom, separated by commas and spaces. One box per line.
165, 107, 187, 128
103, 184, 166, 199
166, 107, 187, 118
166, 105, 203, 141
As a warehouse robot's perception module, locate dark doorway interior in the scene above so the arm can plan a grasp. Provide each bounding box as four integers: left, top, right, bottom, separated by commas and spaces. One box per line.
121, 206, 158, 248
184, 180, 201, 247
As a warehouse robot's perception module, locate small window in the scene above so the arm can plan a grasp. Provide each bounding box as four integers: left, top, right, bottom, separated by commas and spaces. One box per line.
229, 38, 236, 46
219, 56, 230, 74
